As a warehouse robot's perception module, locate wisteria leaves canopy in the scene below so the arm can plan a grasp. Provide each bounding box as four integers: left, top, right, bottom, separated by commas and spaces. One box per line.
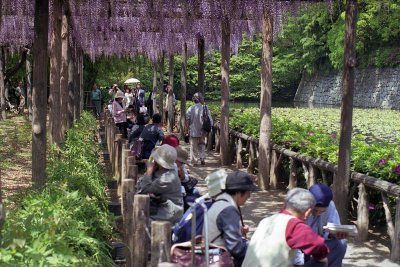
0, 0, 330, 60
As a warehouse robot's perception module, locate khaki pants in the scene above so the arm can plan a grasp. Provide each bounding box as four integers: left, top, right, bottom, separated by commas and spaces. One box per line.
189, 135, 206, 165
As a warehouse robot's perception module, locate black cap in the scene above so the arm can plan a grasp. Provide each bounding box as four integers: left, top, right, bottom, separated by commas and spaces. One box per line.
225, 171, 259, 192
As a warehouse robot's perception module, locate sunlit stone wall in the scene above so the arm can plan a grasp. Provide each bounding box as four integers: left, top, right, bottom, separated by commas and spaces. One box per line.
294, 68, 400, 109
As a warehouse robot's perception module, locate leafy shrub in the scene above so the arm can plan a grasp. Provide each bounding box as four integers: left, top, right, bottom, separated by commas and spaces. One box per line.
0, 112, 114, 266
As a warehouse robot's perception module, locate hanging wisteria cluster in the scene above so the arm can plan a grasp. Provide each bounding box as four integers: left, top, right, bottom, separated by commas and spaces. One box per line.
0, 0, 333, 61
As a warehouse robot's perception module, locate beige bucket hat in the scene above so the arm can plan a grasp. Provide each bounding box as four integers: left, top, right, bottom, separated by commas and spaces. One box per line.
151, 144, 177, 170
175, 146, 189, 164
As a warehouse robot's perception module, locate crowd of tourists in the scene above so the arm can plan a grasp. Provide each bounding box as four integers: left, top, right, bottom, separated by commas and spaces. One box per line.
95, 82, 347, 267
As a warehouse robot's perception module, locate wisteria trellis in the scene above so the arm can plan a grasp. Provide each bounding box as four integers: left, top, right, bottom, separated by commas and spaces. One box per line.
0, 0, 332, 60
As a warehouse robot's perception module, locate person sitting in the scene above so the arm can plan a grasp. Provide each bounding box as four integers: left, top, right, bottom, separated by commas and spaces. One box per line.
161, 134, 180, 148
136, 144, 184, 224
242, 187, 329, 267
175, 146, 200, 211
294, 183, 347, 267
140, 113, 164, 159
128, 113, 147, 146
206, 171, 258, 267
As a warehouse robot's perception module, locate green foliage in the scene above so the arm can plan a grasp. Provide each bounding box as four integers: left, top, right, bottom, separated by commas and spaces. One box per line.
0, 112, 114, 266
207, 105, 400, 184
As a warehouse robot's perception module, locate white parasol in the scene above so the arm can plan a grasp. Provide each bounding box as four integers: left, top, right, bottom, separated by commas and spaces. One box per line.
124, 78, 140, 84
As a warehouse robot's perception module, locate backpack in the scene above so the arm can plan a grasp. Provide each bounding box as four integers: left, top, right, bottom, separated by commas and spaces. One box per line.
202, 105, 212, 132
130, 138, 143, 159
172, 198, 227, 244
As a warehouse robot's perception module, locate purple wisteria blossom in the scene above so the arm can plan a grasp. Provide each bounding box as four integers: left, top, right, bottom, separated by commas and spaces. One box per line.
394, 164, 400, 175
377, 159, 387, 167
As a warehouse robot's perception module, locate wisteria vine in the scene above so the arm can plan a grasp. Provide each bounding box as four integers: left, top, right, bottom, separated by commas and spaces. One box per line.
0, 0, 333, 61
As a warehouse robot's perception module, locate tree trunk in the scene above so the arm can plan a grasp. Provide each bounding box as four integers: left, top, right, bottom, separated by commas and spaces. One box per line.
220, 16, 230, 166
258, 5, 273, 190
79, 50, 84, 116
167, 55, 174, 132
49, 0, 62, 145
67, 39, 75, 127
0, 47, 6, 120
60, 5, 69, 136
197, 35, 205, 96
26, 50, 33, 121
180, 43, 187, 139
152, 62, 158, 115
158, 54, 164, 118
32, 0, 49, 188
334, 0, 357, 223
73, 45, 79, 121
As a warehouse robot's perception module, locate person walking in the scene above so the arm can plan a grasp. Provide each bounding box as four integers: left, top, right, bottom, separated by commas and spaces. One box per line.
90, 83, 102, 119
185, 92, 213, 166
15, 81, 24, 112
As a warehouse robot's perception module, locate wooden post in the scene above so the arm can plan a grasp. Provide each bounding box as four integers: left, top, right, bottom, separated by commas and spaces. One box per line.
247, 141, 255, 174
122, 179, 135, 267
258, 4, 274, 191
288, 157, 298, 189
308, 164, 317, 187
356, 183, 369, 241
179, 42, 187, 139
32, 0, 49, 188
133, 195, 150, 267
151, 221, 172, 267
236, 138, 243, 169
215, 128, 220, 153
270, 149, 278, 189
220, 15, 230, 166
127, 164, 139, 185
48, 0, 62, 145
391, 197, 400, 261
121, 148, 130, 185
334, 0, 358, 223
321, 169, 328, 184
197, 35, 205, 96
229, 135, 236, 164
60, 4, 69, 137
114, 133, 122, 180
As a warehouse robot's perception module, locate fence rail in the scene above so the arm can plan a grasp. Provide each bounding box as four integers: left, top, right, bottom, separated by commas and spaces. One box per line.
103, 110, 400, 263
210, 122, 400, 262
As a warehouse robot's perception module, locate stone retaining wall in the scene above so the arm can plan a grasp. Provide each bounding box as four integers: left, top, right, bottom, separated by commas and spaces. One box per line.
294, 68, 400, 109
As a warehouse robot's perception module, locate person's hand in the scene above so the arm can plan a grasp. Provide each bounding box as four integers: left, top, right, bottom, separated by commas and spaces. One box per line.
330, 231, 349, 239
318, 257, 328, 267
242, 225, 250, 238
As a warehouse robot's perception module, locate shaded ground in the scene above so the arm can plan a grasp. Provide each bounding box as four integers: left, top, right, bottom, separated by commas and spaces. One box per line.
182, 143, 399, 267
0, 115, 32, 206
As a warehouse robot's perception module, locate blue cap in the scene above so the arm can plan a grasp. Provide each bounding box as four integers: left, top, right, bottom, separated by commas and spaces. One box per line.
309, 183, 332, 207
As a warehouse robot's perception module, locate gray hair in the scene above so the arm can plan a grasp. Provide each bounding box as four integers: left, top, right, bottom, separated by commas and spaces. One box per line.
285, 188, 316, 212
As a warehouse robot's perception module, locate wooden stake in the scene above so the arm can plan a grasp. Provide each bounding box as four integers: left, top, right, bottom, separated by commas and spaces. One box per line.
151, 221, 172, 267
356, 183, 369, 241
122, 179, 135, 267
133, 195, 150, 267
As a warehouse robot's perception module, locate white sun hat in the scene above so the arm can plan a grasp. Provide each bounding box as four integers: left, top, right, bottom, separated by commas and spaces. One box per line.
205, 169, 228, 197
150, 144, 177, 170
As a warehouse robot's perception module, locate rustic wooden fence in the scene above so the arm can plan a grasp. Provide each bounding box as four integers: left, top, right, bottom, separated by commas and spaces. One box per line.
102, 111, 175, 267
210, 122, 400, 262
102, 110, 400, 264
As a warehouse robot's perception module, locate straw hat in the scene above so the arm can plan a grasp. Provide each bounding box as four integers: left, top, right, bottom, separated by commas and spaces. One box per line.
205, 169, 228, 197
114, 91, 124, 99
150, 144, 177, 170
175, 146, 189, 164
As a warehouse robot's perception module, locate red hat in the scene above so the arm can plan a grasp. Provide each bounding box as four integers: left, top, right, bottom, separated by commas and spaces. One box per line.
161, 135, 180, 148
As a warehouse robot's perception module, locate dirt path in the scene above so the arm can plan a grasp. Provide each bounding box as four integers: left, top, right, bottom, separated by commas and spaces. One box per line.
0, 115, 32, 205
182, 143, 399, 267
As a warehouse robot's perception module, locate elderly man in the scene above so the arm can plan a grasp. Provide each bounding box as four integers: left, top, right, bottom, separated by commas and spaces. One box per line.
185, 92, 213, 166
243, 188, 329, 267
294, 183, 347, 267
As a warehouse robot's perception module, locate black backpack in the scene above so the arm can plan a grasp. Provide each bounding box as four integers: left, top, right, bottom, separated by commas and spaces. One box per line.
202, 105, 212, 132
